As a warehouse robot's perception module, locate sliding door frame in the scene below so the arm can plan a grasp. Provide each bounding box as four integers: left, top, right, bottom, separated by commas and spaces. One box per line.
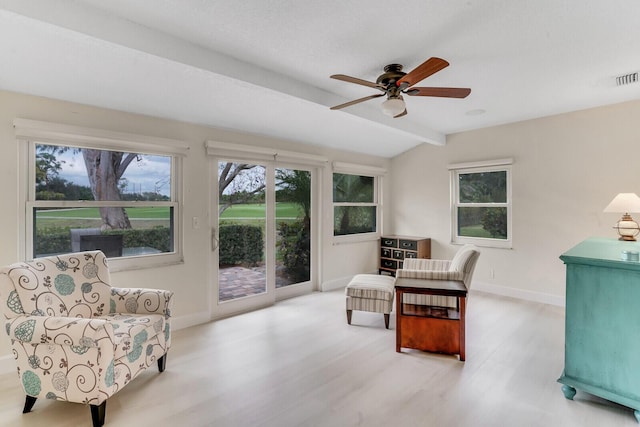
207, 145, 325, 320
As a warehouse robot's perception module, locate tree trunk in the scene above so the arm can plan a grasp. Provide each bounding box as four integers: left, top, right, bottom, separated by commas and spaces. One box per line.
82, 149, 133, 230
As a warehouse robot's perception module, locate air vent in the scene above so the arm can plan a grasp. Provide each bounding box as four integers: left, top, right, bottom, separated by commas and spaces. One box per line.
616, 72, 639, 86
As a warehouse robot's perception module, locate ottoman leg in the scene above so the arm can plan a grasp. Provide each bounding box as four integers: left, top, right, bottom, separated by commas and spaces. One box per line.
346, 309, 353, 325
384, 313, 390, 329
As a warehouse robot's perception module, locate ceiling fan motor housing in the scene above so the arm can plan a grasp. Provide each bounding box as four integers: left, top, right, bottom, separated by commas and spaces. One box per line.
377, 64, 406, 98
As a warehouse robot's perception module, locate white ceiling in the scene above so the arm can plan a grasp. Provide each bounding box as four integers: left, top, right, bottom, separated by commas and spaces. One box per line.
1, 0, 640, 158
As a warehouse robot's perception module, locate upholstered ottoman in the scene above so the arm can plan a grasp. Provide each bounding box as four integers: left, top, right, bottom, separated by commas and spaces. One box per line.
345, 274, 396, 329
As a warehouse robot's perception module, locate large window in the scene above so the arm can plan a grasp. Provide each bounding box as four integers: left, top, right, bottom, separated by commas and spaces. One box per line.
332, 171, 379, 237
450, 159, 512, 248
17, 119, 187, 268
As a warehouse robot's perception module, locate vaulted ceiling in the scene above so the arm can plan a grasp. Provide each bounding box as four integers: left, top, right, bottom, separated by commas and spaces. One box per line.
1, 1, 639, 157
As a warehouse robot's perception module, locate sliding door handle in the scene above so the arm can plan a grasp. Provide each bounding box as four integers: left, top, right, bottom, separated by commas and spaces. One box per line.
211, 227, 219, 252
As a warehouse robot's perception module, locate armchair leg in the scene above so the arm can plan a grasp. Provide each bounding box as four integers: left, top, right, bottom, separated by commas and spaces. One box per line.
346, 309, 352, 325
23, 395, 37, 413
90, 401, 106, 427
158, 354, 167, 373
384, 313, 390, 329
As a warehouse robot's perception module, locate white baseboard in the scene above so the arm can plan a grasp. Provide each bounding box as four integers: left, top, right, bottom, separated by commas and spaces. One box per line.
320, 275, 566, 307
171, 310, 210, 331
321, 276, 351, 291
320, 271, 378, 292
473, 281, 565, 307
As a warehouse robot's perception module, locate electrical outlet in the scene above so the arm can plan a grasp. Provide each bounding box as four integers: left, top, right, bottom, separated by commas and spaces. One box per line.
192, 216, 200, 229
490, 269, 495, 279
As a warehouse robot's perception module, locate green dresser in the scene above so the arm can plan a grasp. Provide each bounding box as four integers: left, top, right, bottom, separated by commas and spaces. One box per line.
559, 237, 640, 422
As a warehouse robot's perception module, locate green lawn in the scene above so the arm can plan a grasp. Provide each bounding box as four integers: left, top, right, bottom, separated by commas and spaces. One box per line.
35, 207, 172, 230
219, 202, 302, 219
36, 204, 300, 220
35, 203, 303, 230
36, 207, 171, 219
459, 224, 493, 238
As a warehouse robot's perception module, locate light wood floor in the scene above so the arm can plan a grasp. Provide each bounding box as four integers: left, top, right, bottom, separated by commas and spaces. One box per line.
0, 290, 637, 427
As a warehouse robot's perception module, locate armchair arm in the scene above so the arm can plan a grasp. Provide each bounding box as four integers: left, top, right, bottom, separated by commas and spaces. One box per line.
402, 258, 451, 271
396, 269, 464, 281
110, 287, 173, 317
6, 315, 114, 349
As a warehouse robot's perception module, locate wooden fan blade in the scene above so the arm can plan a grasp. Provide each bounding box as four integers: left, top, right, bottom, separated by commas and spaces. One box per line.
330, 74, 385, 90
394, 109, 407, 118
406, 87, 471, 98
330, 93, 385, 110
397, 57, 449, 88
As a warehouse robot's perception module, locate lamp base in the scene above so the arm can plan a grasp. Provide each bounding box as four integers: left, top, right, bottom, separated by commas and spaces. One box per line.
615, 215, 640, 241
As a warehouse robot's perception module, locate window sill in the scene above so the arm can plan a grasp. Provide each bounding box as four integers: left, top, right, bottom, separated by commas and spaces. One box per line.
332, 232, 380, 245
108, 252, 184, 272
452, 237, 512, 250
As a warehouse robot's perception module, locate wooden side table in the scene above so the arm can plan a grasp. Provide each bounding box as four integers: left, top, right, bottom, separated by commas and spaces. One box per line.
395, 277, 468, 361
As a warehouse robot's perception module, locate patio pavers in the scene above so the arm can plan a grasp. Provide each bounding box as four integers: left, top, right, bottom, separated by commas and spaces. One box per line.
218, 265, 294, 302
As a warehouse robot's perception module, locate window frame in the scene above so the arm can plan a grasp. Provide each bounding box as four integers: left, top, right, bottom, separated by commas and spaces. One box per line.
449, 158, 513, 249
16, 119, 188, 271
331, 162, 385, 243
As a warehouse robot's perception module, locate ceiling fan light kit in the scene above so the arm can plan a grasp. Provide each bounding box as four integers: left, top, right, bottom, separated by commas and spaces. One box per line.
330, 57, 471, 118
381, 97, 406, 117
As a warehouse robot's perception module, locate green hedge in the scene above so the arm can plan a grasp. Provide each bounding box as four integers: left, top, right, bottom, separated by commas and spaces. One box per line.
35, 227, 71, 255
104, 227, 172, 252
219, 224, 263, 266
35, 226, 171, 255
278, 220, 310, 282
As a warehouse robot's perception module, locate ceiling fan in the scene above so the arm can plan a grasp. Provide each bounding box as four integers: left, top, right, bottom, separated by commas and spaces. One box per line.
330, 57, 471, 118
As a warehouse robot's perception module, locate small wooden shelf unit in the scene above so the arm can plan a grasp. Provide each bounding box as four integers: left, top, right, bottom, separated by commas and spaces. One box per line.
379, 235, 431, 276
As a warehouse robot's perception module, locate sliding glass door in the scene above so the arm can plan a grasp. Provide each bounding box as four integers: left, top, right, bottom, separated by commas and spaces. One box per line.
275, 168, 311, 288
212, 159, 313, 316
218, 162, 267, 302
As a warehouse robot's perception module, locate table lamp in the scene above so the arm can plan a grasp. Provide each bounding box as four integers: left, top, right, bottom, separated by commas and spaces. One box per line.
603, 193, 640, 241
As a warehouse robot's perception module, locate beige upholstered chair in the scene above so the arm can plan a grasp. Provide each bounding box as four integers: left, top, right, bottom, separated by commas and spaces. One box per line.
396, 244, 480, 308
0, 251, 173, 427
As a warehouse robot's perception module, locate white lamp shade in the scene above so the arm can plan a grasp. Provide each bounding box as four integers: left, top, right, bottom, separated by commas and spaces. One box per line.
381, 98, 405, 117
604, 193, 640, 213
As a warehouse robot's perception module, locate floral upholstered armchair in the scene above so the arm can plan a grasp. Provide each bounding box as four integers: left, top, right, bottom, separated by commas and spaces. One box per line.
0, 251, 173, 427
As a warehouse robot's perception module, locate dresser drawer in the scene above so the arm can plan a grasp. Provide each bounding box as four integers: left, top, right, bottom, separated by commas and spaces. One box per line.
381, 238, 398, 248
381, 248, 392, 258
393, 250, 404, 260
380, 259, 398, 270
399, 239, 417, 251
404, 251, 418, 259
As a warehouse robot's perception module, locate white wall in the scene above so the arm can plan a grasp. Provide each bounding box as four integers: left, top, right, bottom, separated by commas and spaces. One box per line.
0, 89, 390, 361
390, 100, 640, 305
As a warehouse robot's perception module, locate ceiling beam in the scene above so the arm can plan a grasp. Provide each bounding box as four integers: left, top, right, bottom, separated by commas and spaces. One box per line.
1, 0, 446, 146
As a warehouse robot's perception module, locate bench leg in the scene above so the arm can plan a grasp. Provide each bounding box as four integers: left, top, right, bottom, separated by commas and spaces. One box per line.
384, 313, 390, 329
346, 309, 352, 325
